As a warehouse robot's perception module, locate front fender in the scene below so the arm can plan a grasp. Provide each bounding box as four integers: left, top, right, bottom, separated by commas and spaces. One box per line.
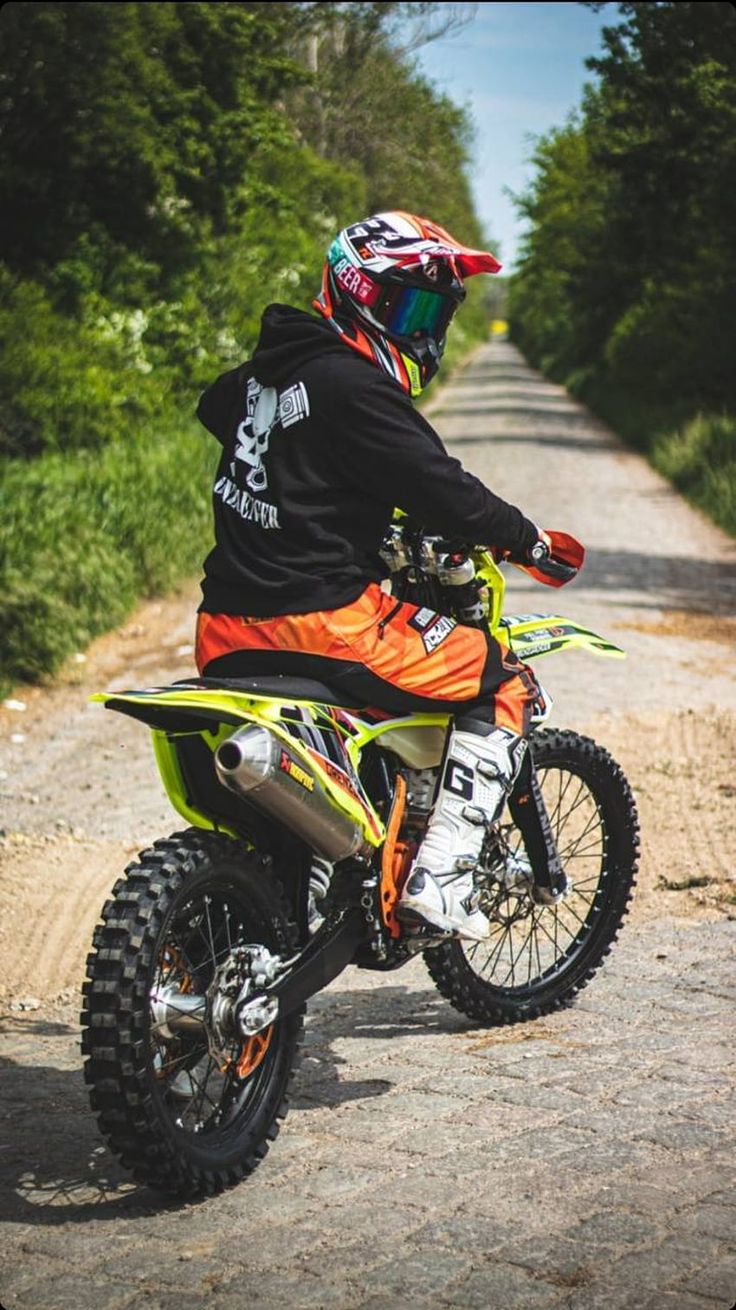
500, 614, 625, 660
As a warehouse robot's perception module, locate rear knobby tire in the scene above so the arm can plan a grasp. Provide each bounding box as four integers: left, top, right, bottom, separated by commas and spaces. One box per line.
81, 829, 303, 1197
424, 729, 639, 1025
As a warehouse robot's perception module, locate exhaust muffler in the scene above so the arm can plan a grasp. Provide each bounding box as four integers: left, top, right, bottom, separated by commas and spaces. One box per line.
214, 725, 369, 862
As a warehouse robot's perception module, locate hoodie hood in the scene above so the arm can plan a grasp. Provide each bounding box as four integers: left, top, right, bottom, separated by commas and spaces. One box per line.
252, 303, 350, 386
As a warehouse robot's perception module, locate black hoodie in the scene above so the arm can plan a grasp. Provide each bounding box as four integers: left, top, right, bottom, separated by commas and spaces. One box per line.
197, 304, 538, 617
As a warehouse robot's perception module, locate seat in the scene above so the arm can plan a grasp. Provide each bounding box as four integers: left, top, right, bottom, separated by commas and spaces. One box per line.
174, 675, 362, 710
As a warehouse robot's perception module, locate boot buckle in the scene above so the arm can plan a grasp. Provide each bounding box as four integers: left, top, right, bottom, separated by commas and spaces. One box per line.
454, 856, 477, 873
461, 805, 488, 827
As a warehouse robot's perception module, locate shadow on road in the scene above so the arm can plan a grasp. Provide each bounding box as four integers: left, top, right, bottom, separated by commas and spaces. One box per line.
436, 398, 588, 415
455, 367, 536, 385
551, 546, 736, 615
0, 985, 466, 1224
446, 430, 614, 452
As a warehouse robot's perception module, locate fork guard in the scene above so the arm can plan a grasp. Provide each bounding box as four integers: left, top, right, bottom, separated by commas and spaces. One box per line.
508, 749, 566, 895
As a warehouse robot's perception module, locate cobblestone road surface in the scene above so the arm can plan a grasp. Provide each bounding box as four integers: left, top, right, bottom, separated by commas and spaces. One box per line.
1, 342, 735, 1310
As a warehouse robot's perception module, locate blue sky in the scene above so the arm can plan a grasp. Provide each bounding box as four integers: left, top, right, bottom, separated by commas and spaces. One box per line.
413, 1, 616, 270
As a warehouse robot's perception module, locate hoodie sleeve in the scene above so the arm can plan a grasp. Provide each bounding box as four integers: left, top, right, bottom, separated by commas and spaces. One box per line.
332, 366, 539, 554
196, 364, 245, 444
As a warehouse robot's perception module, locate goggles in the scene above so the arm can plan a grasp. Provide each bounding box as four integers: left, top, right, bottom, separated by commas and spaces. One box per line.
372, 283, 460, 341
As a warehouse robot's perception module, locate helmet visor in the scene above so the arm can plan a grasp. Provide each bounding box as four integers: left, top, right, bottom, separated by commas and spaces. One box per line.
374, 284, 457, 341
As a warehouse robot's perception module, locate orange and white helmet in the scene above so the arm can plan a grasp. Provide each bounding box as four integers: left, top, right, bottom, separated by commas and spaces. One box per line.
314, 210, 501, 397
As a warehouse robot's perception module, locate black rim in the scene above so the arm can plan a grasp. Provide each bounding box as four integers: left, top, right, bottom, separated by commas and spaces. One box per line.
465, 763, 608, 993
147, 879, 278, 1139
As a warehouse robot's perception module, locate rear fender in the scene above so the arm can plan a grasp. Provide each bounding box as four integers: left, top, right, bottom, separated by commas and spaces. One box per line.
92, 686, 384, 846
500, 615, 625, 660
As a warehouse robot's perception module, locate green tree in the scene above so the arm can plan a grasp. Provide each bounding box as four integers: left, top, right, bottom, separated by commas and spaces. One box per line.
511, 2, 736, 426
0, 2, 304, 299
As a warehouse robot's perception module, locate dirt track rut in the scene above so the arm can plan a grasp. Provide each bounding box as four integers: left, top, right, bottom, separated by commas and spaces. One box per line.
1, 340, 735, 1309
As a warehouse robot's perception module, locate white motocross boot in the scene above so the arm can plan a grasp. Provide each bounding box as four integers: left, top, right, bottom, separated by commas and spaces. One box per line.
398, 725, 526, 941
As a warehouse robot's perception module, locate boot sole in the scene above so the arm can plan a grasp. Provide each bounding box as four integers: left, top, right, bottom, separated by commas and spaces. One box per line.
397, 900, 491, 943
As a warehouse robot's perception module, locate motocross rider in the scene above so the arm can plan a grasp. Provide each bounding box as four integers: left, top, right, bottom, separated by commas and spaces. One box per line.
195, 210, 565, 941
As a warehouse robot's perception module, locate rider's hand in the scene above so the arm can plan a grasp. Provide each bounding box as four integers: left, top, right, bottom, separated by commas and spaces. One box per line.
503, 527, 550, 566
501, 529, 579, 584
525, 530, 579, 584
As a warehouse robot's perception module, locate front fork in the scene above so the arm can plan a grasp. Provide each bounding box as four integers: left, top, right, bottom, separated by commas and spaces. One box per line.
508, 749, 567, 902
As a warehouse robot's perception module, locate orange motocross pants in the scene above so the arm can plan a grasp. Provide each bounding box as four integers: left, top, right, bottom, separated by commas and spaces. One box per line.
196, 582, 542, 735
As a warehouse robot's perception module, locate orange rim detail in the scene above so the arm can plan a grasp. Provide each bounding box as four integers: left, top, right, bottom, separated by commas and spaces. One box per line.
234, 1026, 274, 1079
160, 945, 192, 994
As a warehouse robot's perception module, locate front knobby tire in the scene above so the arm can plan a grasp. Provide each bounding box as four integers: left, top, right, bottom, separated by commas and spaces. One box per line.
81, 830, 303, 1197
424, 729, 639, 1025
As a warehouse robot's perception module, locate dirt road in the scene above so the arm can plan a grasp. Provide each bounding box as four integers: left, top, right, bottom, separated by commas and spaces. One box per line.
1, 340, 735, 1309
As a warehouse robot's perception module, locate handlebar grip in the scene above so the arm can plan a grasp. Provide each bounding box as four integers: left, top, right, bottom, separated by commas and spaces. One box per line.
511, 531, 585, 588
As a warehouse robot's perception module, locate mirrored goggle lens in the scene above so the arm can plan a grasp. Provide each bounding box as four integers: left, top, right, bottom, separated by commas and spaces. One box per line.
378, 286, 454, 339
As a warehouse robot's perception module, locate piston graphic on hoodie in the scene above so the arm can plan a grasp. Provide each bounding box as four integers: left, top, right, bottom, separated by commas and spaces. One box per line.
213, 378, 310, 531
235, 379, 278, 493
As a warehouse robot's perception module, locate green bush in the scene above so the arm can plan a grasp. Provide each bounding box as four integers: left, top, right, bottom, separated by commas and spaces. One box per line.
652, 413, 736, 537
0, 269, 163, 456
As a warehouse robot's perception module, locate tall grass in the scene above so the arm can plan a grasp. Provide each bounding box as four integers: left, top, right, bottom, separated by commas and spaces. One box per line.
652, 413, 736, 537
562, 371, 736, 540
0, 417, 217, 690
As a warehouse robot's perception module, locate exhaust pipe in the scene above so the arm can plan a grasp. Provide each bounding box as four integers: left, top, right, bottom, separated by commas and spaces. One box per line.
214, 725, 369, 862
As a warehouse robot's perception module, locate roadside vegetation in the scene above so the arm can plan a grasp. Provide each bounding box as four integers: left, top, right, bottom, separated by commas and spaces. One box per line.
0, 1, 489, 691
509, 2, 736, 538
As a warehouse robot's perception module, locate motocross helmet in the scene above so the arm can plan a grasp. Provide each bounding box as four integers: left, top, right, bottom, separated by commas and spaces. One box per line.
313, 211, 501, 397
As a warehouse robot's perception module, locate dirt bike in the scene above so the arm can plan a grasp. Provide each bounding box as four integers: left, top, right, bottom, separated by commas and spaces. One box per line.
82, 525, 639, 1197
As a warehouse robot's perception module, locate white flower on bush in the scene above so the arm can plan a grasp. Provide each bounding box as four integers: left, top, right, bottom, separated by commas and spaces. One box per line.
146, 194, 191, 219
216, 329, 240, 357
94, 307, 153, 373
274, 266, 304, 287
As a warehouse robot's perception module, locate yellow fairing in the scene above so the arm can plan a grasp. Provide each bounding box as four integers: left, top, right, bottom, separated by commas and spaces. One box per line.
501, 615, 625, 660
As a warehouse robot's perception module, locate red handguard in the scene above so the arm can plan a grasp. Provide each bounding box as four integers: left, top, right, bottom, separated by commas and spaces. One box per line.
514, 531, 585, 588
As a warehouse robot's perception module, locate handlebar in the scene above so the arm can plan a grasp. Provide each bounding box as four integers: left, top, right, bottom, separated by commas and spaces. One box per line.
384, 522, 585, 589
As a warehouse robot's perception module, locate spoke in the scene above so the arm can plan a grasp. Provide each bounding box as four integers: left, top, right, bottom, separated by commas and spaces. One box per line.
472, 927, 507, 981
533, 912, 567, 953
519, 915, 538, 985
555, 900, 590, 933
156, 1047, 201, 1077
499, 919, 536, 988
204, 896, 217, 968
532, 911, 543, 978
187, 1058, 220, 1124
180, 916, 218, 967
557, 817, 602, 858
560, 837, 605, 861
561, 808, 600, 846
506, 921, 531, 988
547, 771, 578, 835
549, 766, 567, 819
555, 785, 594, 833
557, 801, 599, 843
482, 920, 514, 976
180, 916, 234, 974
